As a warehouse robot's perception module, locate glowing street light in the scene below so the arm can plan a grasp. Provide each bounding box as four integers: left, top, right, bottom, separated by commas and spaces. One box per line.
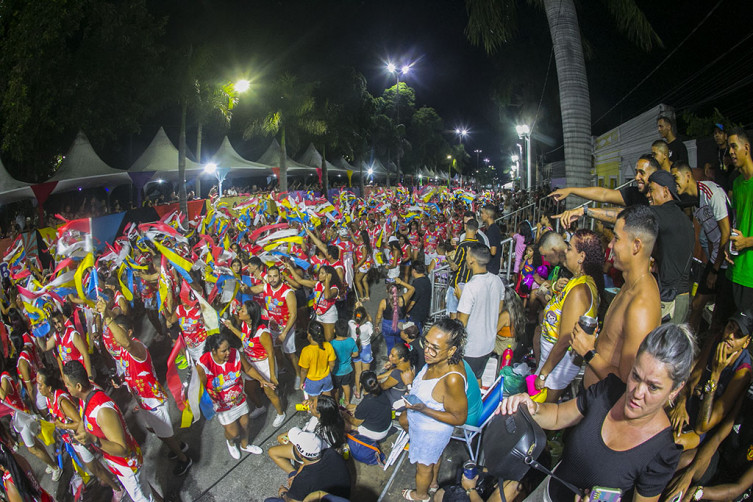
516, 124, 532, 190
204, 162, 217, 174
234, 79, 250, 93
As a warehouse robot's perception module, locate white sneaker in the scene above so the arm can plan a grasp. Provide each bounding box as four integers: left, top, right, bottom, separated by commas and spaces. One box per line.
249, 406, 266, 419
273, 412, 287, 427
239, 444, 263, 455
51, 467, 63, 482
226, 440, 241, 460
294, 376, 301, 389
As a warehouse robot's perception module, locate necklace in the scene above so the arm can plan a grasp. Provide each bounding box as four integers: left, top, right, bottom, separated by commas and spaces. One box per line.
625, 271, 650, 291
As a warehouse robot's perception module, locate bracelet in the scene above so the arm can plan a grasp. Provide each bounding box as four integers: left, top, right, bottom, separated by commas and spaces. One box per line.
584, 349, 597, 364
533, 401, 540, 415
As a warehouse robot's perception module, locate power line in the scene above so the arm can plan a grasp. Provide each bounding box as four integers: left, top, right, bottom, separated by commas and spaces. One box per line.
592, 0, 726, 127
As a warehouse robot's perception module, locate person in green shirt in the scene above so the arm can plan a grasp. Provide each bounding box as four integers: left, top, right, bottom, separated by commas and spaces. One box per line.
725, 128, 753, 314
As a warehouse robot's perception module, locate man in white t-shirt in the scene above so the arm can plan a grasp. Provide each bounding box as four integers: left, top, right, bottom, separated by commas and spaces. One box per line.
457, 243, 505, 381
672, 161, 732, 333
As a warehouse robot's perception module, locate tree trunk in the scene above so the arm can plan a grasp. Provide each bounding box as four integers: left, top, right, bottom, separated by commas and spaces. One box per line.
195, 122, 203, 198
178, 98, 188, 215
544, 0, 592, 208
279, 127, 288, 192
359, 159, 364, 196
322, 143, 329, 198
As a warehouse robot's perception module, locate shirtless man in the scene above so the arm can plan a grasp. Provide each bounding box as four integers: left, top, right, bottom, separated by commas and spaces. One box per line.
570, 205, 662, 388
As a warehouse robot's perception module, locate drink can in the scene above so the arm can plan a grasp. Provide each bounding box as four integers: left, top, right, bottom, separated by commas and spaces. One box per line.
730, 230, 740, 256
295, 403, 309, 412
578, 315, 598, 335
463, 460, 478, 480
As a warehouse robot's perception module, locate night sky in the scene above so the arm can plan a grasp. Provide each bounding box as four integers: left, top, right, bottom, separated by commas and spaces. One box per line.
149, 0, 752, 172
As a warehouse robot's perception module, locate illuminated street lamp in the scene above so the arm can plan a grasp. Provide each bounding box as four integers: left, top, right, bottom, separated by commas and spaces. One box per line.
234, 79, 250, 93
204, 162, 229, 197
386, 60, 413, 182
516, 124, 532, 190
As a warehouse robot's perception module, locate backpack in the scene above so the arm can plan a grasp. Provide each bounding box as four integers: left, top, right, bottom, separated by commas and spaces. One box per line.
346, 433, 385, 466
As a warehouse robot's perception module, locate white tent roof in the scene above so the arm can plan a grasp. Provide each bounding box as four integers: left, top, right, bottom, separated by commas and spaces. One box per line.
0, 156, 33, 203
256, 139, 313, 172
129, 127, 204, 180
297, 143, 346, 173
48, 131, 131, 194
209, 137, 272, 174
334, 157, 356, 172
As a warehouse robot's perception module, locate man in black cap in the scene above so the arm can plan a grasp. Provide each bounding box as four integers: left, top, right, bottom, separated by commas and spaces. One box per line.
647, 169, 695, 324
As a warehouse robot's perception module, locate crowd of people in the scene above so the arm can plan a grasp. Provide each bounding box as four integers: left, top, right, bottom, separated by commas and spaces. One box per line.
0, 116, 751, 502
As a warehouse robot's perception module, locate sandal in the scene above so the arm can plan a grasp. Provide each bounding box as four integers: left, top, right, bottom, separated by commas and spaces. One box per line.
428, 484, 439, 495
402, 489, 430, 501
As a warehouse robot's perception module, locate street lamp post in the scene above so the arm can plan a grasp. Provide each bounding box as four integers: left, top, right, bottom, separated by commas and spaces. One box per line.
454, 128, 468, 187
204, 162, 230, 198
474, 149, 482, 172
387, 62, 412, 183
447, 154, 453, 188
516, 124, 532, 191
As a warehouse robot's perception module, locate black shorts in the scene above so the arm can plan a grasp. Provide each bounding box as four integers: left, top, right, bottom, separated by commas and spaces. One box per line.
465, 353, 492, 379
332, 371, 354, 388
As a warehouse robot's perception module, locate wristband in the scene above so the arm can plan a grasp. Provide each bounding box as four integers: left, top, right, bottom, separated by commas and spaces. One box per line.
584, 349, 597, 364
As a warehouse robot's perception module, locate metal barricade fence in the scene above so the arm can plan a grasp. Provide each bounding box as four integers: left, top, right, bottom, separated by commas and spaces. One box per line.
429, 265, 451, 320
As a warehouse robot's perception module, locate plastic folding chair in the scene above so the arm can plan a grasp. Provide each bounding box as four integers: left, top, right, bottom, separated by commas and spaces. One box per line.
450, 373, 504, 462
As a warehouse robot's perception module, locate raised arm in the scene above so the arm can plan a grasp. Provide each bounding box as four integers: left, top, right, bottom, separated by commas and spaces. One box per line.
304, 227, 328, 255
695, 349, 752, 434
549, 186, 626, 205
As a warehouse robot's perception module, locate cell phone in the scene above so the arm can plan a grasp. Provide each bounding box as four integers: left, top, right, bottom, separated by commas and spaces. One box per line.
403, 395, 422, 406
588, 487, 622, 502
385, 277, 396, 284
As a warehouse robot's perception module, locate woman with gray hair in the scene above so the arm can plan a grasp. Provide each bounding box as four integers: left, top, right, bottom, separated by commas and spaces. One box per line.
498, 323, 696, 501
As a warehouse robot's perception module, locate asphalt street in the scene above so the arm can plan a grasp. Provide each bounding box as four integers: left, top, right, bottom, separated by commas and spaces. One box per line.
21, 280, 474, 502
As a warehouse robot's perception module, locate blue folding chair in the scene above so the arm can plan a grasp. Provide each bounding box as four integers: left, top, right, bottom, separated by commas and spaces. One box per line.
451, 372, 504, 462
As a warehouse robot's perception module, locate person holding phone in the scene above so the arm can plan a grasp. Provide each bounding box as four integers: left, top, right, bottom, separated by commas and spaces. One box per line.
399, 318, 469, 502
497, 324, 693, 501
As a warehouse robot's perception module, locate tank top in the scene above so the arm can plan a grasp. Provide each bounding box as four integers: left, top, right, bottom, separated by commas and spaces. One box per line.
80, 390, 142, 473
198, 348, 245, 412
241, 322, 269, 361
176, 304, 207, 349
46, 389, 76, 443
55, 326, 86, 366
120, 340, 167, 411
355, 245, 371, 267
383, 297, 405, 321
541, 275, 599, 344
101, 325, 121, 361
423, 230, 440, 252
264, 282, 292, 325
17, 346, 37, 385
313, 281, 338, 315
0, 372, 28, 413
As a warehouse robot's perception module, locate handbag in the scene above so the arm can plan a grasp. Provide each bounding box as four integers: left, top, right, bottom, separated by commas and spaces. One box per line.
346, 433, 386, 466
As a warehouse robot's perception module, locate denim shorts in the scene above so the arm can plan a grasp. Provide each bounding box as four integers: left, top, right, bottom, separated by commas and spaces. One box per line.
304, 374, 334, 396
354, 343, 373, 364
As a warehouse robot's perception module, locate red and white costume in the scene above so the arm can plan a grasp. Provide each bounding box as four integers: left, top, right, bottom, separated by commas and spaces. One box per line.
198, 348, 248, 425
176, 304, 207, 362
120, 341, 173, 438
80, 390, 150, 502
240, 322, 275, 381
55, 325, 87, 368
46, 389, 95, 462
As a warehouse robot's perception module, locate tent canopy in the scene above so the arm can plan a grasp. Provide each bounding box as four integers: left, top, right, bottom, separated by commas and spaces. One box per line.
48, 131, 131, 194
256, 139, 313, 172
0, 156, 34, 203
129, 127, 203, 181
209, 137, 273, 174
297, 143, 346, 174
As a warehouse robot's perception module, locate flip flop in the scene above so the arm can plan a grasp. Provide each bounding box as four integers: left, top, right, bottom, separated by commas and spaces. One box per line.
402, 489, 430, 502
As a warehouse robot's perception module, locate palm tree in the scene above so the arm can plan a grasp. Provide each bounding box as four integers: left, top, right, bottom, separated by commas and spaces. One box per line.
243, 73, 326, 192
465, 0, 661, 204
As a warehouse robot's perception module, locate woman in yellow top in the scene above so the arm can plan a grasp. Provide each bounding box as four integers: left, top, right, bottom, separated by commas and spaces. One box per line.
299, 321, 337, 401
535, 229, 604, 402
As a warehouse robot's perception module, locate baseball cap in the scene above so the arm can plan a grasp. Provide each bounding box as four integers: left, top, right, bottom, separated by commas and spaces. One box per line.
714, 123, 724, 132
288, 427, 322, 460
729, 310, 753, 338
648, 170, 680, 200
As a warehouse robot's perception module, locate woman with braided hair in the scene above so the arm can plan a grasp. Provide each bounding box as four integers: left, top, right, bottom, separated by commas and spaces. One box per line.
535, 229, 605, 403
374, 278, 414, 356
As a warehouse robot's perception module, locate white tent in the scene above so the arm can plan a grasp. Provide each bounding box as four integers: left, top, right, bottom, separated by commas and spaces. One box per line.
48, 131, 131, 194
334, 157, 356, 172
209, 137, 272, 175
0, 156, 34, 203
297, 143, 346, 174
129, 127, 204, 181
256, 139, 314, 173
